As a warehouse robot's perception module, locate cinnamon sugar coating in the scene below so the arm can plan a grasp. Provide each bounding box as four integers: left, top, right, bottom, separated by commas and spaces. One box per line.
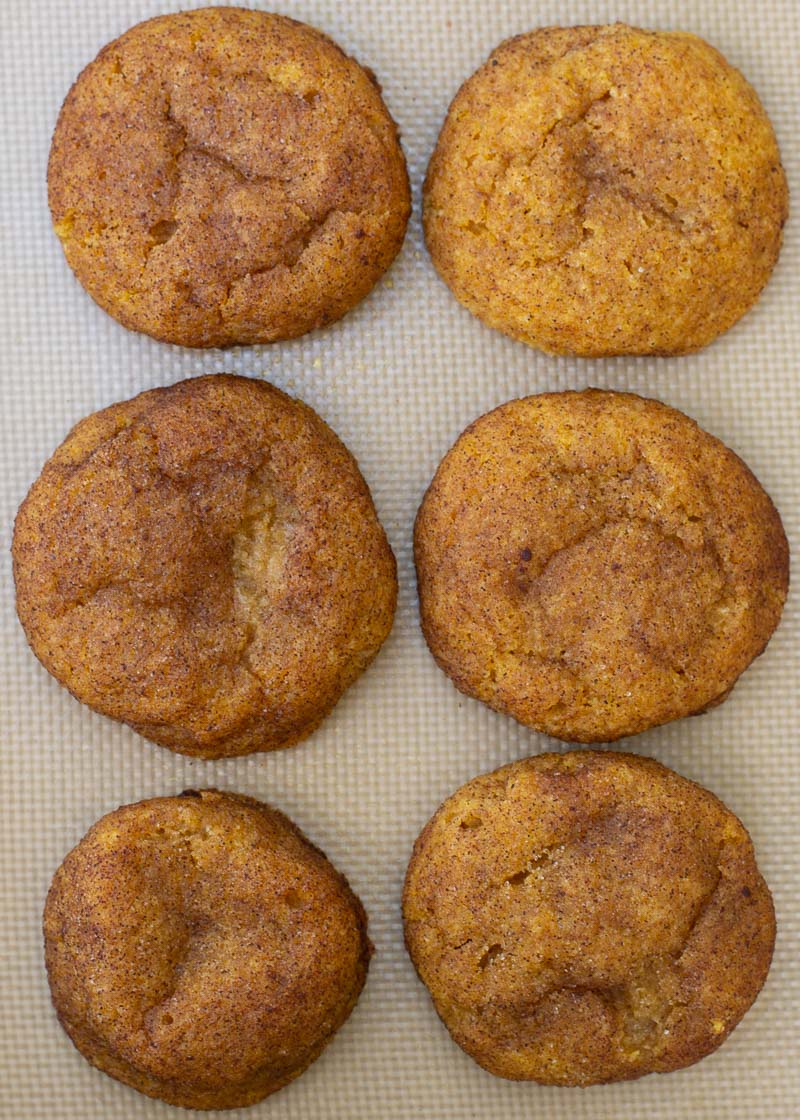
424, 24, 787, 355
13, 374, 396, 757
45, 790, 371, 1108
414, 390, 787, 742
48, 7, 410, 346
403, 751, 775, 1084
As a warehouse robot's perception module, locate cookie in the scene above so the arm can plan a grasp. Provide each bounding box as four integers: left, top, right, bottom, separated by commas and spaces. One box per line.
13, 374, 396, 758
414, 389, 787, 743
424, 24, 787, 355
48, 7, 410, 347
403, 750, 775, 1085
44, 789, 371, 1109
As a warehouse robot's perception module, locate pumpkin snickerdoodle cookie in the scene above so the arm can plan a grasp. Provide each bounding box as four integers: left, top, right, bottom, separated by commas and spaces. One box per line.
414, 389, 788, 742
45, 789, 371, 1108
424, 24, 787, 355
403, 750, 775, 1085
48, 6, 410, 346
13, 374, 396, 758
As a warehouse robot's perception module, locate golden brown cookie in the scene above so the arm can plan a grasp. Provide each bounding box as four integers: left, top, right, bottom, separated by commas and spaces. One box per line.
48, 7, 410, 347
13, 374, 396, 758
424, 24, 787, 355
415, 389, 787, 743
45, 789, 371, 1109
403, 750, 775, 1085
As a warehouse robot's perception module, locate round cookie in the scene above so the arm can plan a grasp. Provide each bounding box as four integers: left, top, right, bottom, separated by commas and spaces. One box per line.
414, 389, 788, 743
48, 7, 410, 347
45, 789, 371, 1109
13, 374, 396, 758
403, 750, 775, 1085
424, 23, 787, 356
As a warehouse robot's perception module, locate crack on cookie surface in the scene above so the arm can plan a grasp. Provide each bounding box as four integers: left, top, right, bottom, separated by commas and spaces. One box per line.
424, 23, 787, 355
403, 752, 775, 1086
44, 791, 371, 1108
13, 376, 396, 757
48, 8, 410, 346
415, 390, 787, 742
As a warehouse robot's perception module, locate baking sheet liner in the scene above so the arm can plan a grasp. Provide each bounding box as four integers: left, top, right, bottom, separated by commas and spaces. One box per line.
0, 1, 797, 1117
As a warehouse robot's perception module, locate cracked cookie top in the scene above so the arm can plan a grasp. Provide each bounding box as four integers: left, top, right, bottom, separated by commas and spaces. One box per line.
13, 374, 397, 758
414, 389, 787, 743
403, 750, 775, 1085
44, 789, 371, 1109
424, 23, 787, 355
48, 7, 410, 347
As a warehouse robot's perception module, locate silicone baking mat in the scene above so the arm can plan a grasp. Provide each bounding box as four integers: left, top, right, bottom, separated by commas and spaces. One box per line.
1, 1, 797, 1117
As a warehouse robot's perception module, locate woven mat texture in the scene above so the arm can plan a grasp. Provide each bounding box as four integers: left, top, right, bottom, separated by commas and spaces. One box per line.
0, 2, 797, 1117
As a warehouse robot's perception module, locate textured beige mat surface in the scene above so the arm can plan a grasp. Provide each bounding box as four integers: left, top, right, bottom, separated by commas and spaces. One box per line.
0, 1, 797, 1117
